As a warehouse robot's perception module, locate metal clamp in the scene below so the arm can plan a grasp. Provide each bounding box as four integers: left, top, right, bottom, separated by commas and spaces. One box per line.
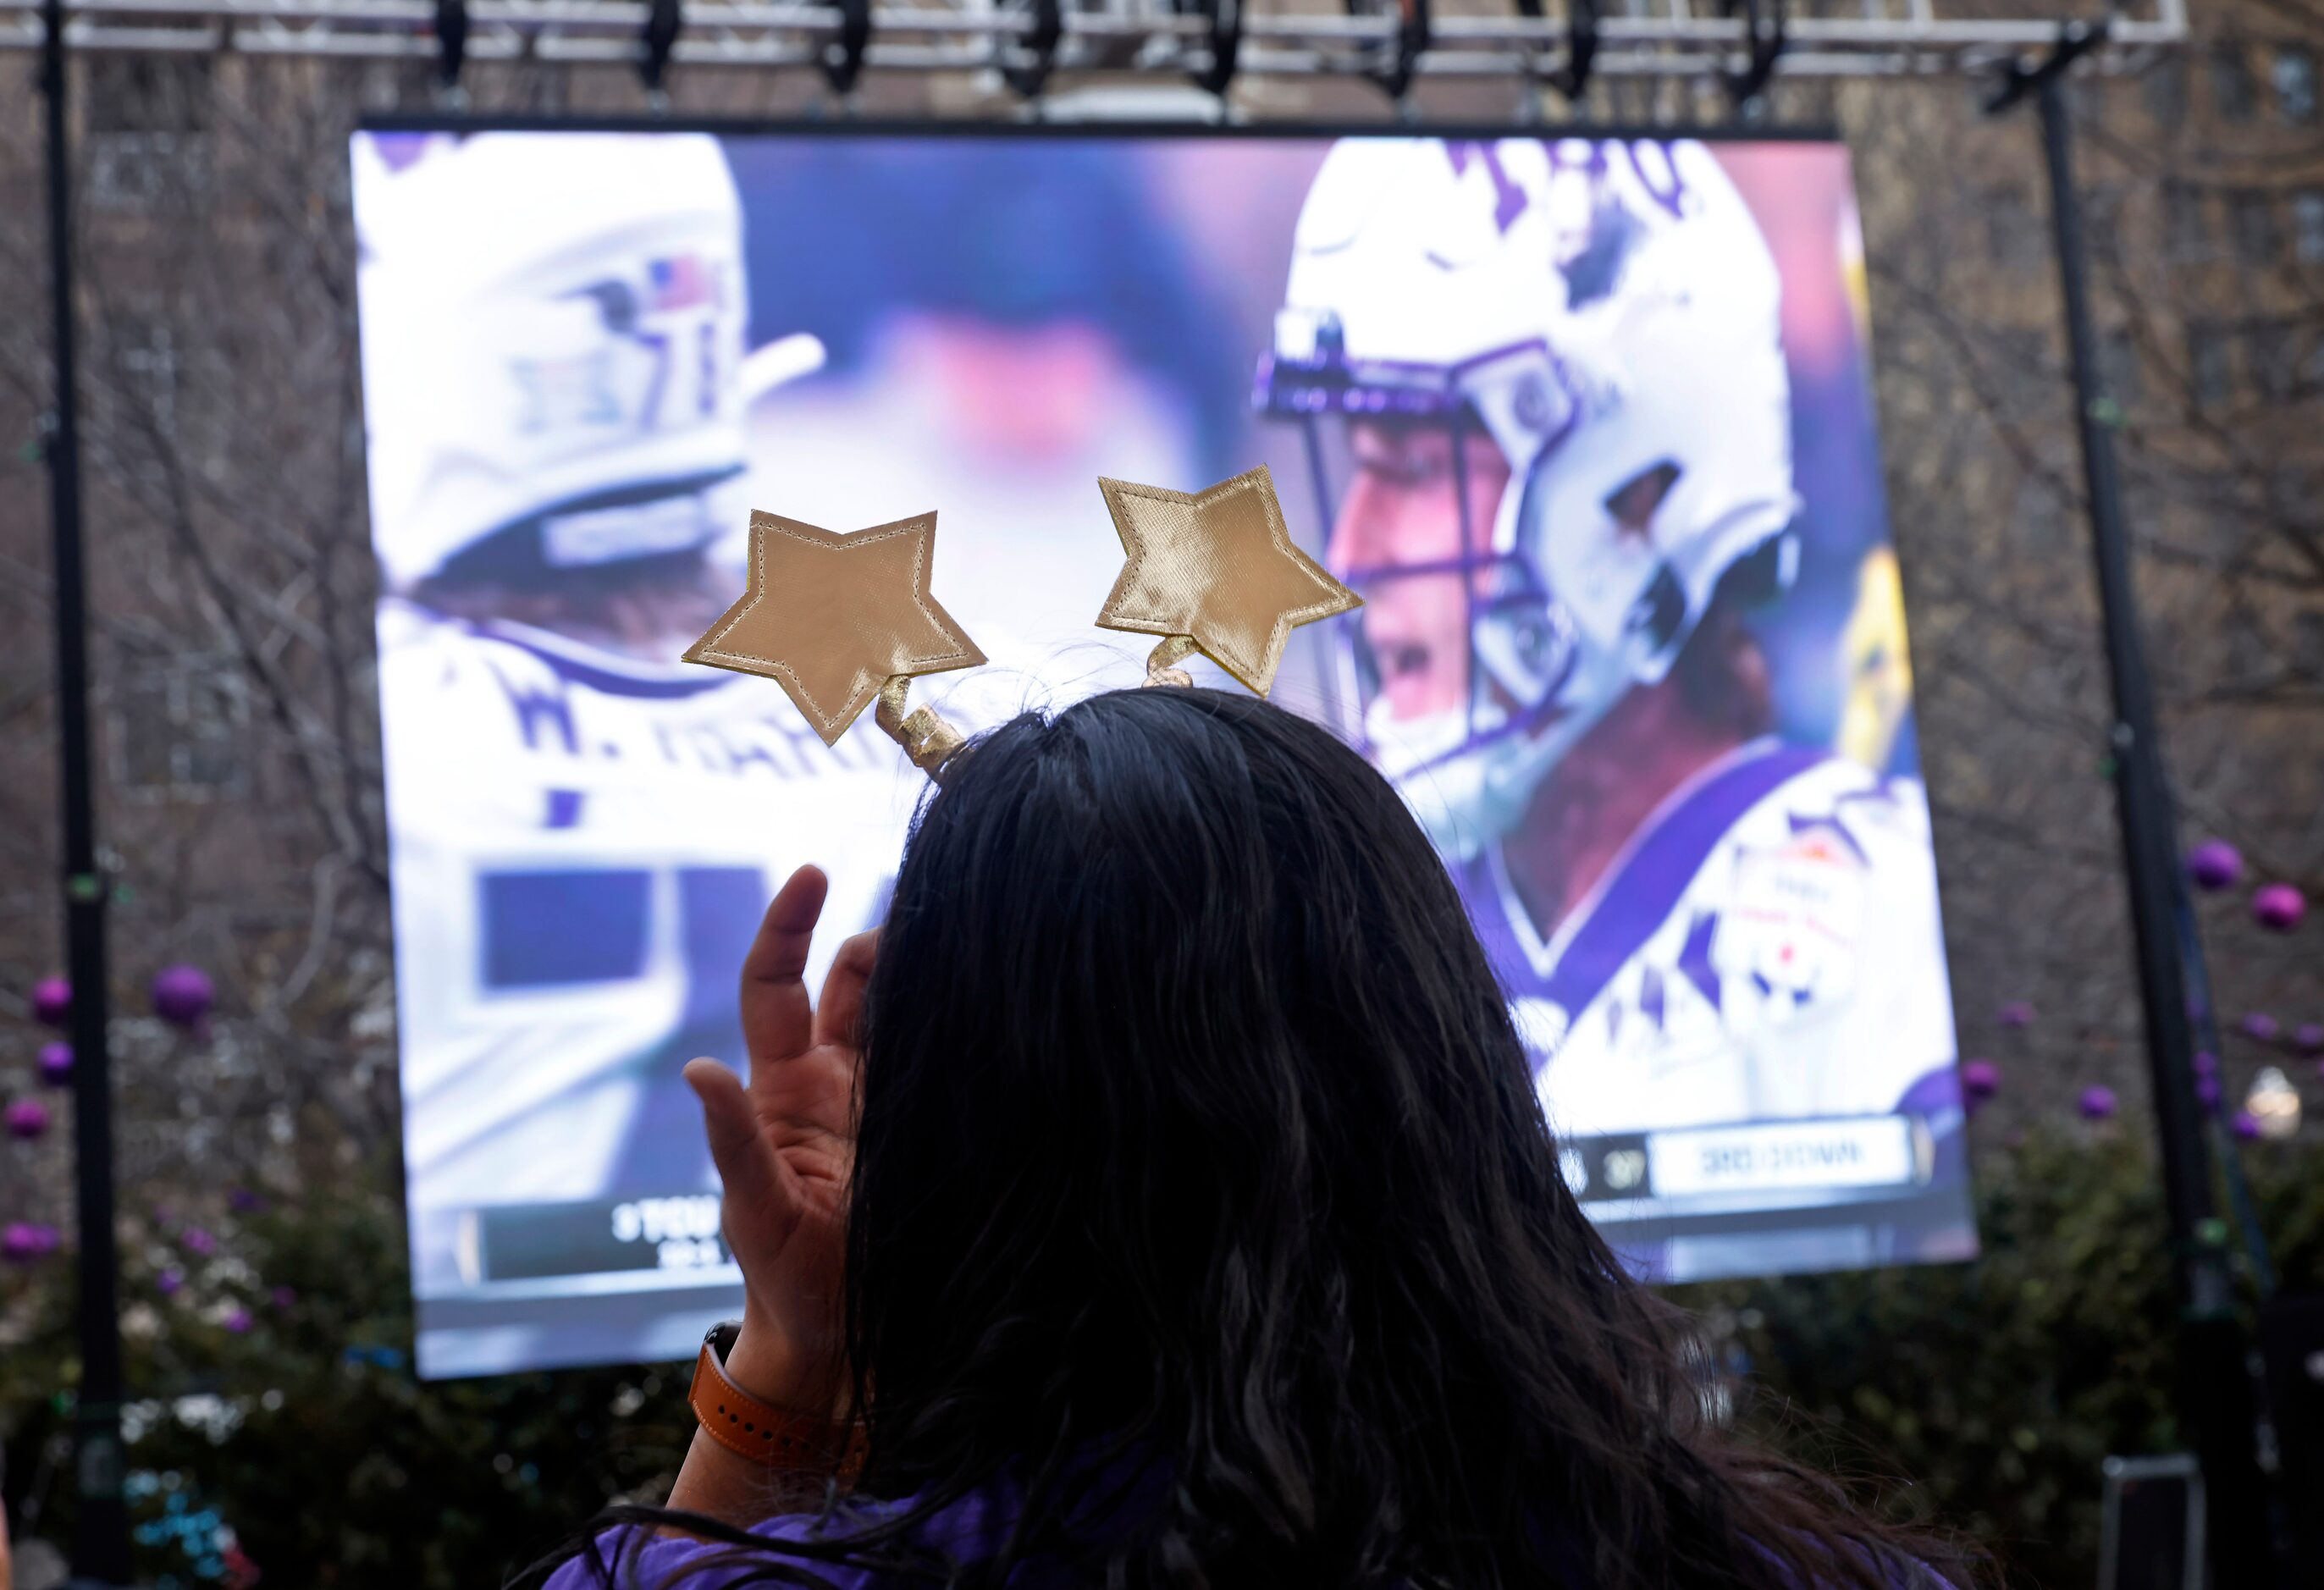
1557, 0, 1598, 102
820, 0, 872, 97
433, 0, 468, 91
1350, 0, 1429, 103
1184, 0, 1242, 98
638, 0, 681, 98
1719, 0, 1785, 106
1002, 0, 1063, 98
1517, 0, 1598, 103
1985, 17, 2108, 113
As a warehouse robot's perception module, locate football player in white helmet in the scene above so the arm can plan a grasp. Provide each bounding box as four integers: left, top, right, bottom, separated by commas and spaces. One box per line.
1261, 138, 1970, 1280
357, 132, 900, 1373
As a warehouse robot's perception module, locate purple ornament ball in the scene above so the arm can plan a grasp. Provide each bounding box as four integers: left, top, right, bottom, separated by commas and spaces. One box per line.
181, 1226, 217, 1256
1997, 1002, 2035, 1030
1960, 1059, 2001, 1101
4, 1100, 52, 1140
2194, 1050, 2219, 1075
2296, 1024, 2324, 1054
2254, 884, 2306, 933
2078, 1085, 2118, 1120
2242, 1013, 2281, 1042
223, 1306, 253, 1334
157, 1267, 185, 1296
2196, 1074, 2224, 1108
151, 964, 215, 1030
30, 977, 69, 1028
2233, 1111, 2262, 1141
36, 1042, 72, 1087
1, 1222, 58, 1263
228, 1187, 267, 1215
2187, 840, 2244, 892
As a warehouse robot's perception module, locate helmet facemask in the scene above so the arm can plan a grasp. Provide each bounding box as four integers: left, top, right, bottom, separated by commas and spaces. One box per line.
1261, 336, 1620, 861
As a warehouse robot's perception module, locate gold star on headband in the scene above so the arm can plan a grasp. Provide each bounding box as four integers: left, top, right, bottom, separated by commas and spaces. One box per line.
683, 510, 985, 747
1094, 465, 1361, 697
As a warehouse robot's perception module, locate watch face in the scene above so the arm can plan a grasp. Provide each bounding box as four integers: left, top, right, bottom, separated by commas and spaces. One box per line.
705, 1319, 742, 1361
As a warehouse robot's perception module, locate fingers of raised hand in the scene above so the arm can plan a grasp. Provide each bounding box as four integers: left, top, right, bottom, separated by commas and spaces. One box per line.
812, 930, 880, 1052
685, 1057, 801, 1244
741, 866, 829, 1066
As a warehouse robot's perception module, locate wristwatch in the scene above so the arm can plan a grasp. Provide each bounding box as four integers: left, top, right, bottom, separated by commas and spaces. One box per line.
687, 1320, 858, 1472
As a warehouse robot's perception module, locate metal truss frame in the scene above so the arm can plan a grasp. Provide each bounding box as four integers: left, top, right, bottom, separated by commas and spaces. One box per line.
0, 0, 2184, 88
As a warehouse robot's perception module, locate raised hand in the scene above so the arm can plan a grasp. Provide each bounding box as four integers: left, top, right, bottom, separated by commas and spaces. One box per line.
682, 864, 873, 1415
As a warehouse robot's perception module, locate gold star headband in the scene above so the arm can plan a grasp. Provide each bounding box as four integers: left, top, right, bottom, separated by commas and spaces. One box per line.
683, 464, 1360, 778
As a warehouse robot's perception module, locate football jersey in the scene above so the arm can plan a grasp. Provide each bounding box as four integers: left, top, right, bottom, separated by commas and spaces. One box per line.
1457, 741, 1958, 1140
379, 602, 911, 1244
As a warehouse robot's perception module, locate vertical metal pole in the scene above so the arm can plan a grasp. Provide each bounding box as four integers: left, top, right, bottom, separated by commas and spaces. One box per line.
37, 0, 131, 1582
2034, 68, 2272, 1590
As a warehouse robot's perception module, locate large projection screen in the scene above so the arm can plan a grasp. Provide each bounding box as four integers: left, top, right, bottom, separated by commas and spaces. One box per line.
351, 124, 1979, 1378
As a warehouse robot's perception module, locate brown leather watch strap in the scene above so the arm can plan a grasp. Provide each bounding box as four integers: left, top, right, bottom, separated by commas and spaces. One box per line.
687, 1341, 858, 1471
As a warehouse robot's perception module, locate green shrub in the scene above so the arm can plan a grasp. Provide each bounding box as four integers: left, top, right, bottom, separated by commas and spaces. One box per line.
1674, 1123, 2323, 1587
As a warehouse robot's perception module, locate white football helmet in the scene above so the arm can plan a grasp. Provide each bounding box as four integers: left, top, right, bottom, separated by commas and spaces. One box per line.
1260, 137, 1800, 859
355, 132, 751, 589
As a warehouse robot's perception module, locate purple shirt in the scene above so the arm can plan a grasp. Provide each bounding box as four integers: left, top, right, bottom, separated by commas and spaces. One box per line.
542, 1476, 1952, 1589
542, 1476, 1074, 1589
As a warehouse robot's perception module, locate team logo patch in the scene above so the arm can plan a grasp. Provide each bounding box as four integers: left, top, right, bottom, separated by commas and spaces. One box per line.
1719, 814, 1867, 1018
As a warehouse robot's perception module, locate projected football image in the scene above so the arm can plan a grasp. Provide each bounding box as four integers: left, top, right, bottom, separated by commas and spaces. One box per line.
352, 128, 1975, 1378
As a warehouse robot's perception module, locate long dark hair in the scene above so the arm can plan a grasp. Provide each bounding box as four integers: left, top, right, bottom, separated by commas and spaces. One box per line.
555, 687, 1973, 1590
